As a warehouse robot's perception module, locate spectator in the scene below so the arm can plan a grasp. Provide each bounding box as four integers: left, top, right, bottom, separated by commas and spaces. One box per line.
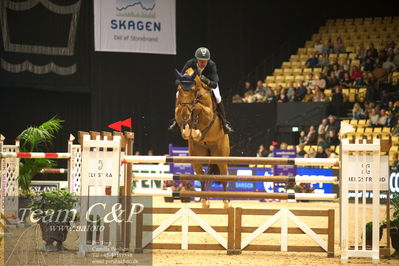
286, 81, 296, 99
351, 66, 363, 80
378, 49, 388, 64
299, 130, 306, 144
364, 101, 375, 118
330, 87, 344, 117
352, 102, 366, 120
356, 43, 367, 63
242, 89, 256, 103
386, 110, 395, 127
367, 108, 379, 127
380, 90, 393, 110
304, 125, 317, 145
305, 53, 319, 68
325, 129, 340, 146
296, 81, 307, 101
366, 43, 378, 59
392, 100, 399, 115
382, 56, 397, 73
393, 48, 399, 67
387, 101, 395, 113
254, 80, 267, 94
256, 144, 267, 157
312, 87, 323, 102
392, 120, 399, 137
336, 65, 347, 80
318, 118, 329, 135
314, 73, 327, 90
319, 128, 327, 140
297, 143, 307, 157
329, 58, 340, 72
327, 115, 340, 133
326, 147, 338, 158
326, 72, 339, 89
333, 37, 345, 54
240, 81, 252, 96
323, 39, 333, 54
317, 135, 329, 150
363, 57, 376, 72
277, 88, 288, 103
302, 88, 314, 102
377, 109, 388, 127
307, 147, 316, 158
339, 72, 353, 88
288, 90, 301, 102
315, 146, 328, 158
314, 39, 324, 54
391, 153, 399, 172
266, 87, 277, 103
318, 53, 330, 68
254, 89, 267, 103
267, 144, 275, 157
372, 62, 389, 90
307, 73, 317, 89
319, 91, 328, 102
232, 94, 243, 103
353, 71, 368, 88
280, 142, 288, 150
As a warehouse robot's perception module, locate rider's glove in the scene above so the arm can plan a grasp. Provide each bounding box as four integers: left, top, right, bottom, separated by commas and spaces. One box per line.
200, 75, 211, 86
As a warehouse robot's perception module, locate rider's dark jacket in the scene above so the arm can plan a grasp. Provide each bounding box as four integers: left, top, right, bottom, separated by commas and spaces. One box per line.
176, 58, 219, 89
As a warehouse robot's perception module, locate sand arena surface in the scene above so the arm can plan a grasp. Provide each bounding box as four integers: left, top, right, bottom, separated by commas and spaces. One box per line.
1, 197, 398, 266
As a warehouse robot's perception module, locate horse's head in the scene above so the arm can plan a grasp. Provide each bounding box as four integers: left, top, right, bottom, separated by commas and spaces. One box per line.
175, 68, 200, 92
175, 68, 202, 122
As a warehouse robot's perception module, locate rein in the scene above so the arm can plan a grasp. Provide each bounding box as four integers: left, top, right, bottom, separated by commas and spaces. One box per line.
178, 85, 216, 140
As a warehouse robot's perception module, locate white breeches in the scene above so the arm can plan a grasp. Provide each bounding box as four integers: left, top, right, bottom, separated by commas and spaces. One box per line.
176, 84, 222, 104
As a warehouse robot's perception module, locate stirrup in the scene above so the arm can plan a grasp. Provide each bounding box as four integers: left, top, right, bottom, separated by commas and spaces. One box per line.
223, 122, 234, 134
168, 120, 179, 131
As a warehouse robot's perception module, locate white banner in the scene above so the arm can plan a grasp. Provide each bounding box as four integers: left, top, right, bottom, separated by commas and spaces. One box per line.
94, 0, 176, 54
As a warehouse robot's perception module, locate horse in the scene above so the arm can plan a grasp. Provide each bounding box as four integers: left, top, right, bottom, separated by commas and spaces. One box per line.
174, 68, 230, 208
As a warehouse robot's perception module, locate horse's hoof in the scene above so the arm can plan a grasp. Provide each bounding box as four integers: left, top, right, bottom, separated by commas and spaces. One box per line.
223, 200, 230, 209
181, 131, 189, 140
201, 199, 207, 208
183, 125, 191, 139
191, 129, 202, 141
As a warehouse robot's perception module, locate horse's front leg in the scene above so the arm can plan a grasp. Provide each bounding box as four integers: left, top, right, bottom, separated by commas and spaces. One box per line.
192, 163, 209, 208
217, 163, 230, 208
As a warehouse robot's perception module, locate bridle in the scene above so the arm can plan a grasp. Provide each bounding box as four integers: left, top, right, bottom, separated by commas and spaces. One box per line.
178, 80, 216, 140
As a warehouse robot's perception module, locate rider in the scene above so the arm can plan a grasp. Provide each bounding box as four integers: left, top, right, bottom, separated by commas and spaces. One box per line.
169, 47, 234, 134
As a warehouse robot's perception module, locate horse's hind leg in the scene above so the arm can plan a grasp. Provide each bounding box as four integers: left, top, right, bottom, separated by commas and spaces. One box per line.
192, 163, 209, 208
217, 163, 230, 208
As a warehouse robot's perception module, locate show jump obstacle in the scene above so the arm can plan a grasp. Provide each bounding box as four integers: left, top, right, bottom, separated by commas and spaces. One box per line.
0, 131, 388, 263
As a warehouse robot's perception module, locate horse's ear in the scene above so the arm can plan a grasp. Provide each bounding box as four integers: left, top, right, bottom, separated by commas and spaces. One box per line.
175, 69, 183, 80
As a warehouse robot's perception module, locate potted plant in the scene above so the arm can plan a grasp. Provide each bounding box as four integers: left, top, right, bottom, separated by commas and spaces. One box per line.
162, 180, 177, 202
284, 183, 314, 202
364, 221, 383, 246
381, 192, 399, 258
30, 189, 78, 252
17, 116, 63, 219
18, 116, 63, 194
177, 181, 195, 203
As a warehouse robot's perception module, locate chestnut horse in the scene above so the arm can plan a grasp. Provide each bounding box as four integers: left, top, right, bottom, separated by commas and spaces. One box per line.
174, 68, 230, 208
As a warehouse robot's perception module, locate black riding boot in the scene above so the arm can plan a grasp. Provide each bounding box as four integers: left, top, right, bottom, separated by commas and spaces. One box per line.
216, 102, 234, 134
168, 118, 179, 131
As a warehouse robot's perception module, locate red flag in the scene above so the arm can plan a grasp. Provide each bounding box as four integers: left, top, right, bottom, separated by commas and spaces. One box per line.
120, 118, 132, 131
108, 121, 122, 132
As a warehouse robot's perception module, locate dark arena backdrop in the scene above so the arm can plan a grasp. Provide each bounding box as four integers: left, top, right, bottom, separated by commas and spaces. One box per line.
0, 0, 397, 157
